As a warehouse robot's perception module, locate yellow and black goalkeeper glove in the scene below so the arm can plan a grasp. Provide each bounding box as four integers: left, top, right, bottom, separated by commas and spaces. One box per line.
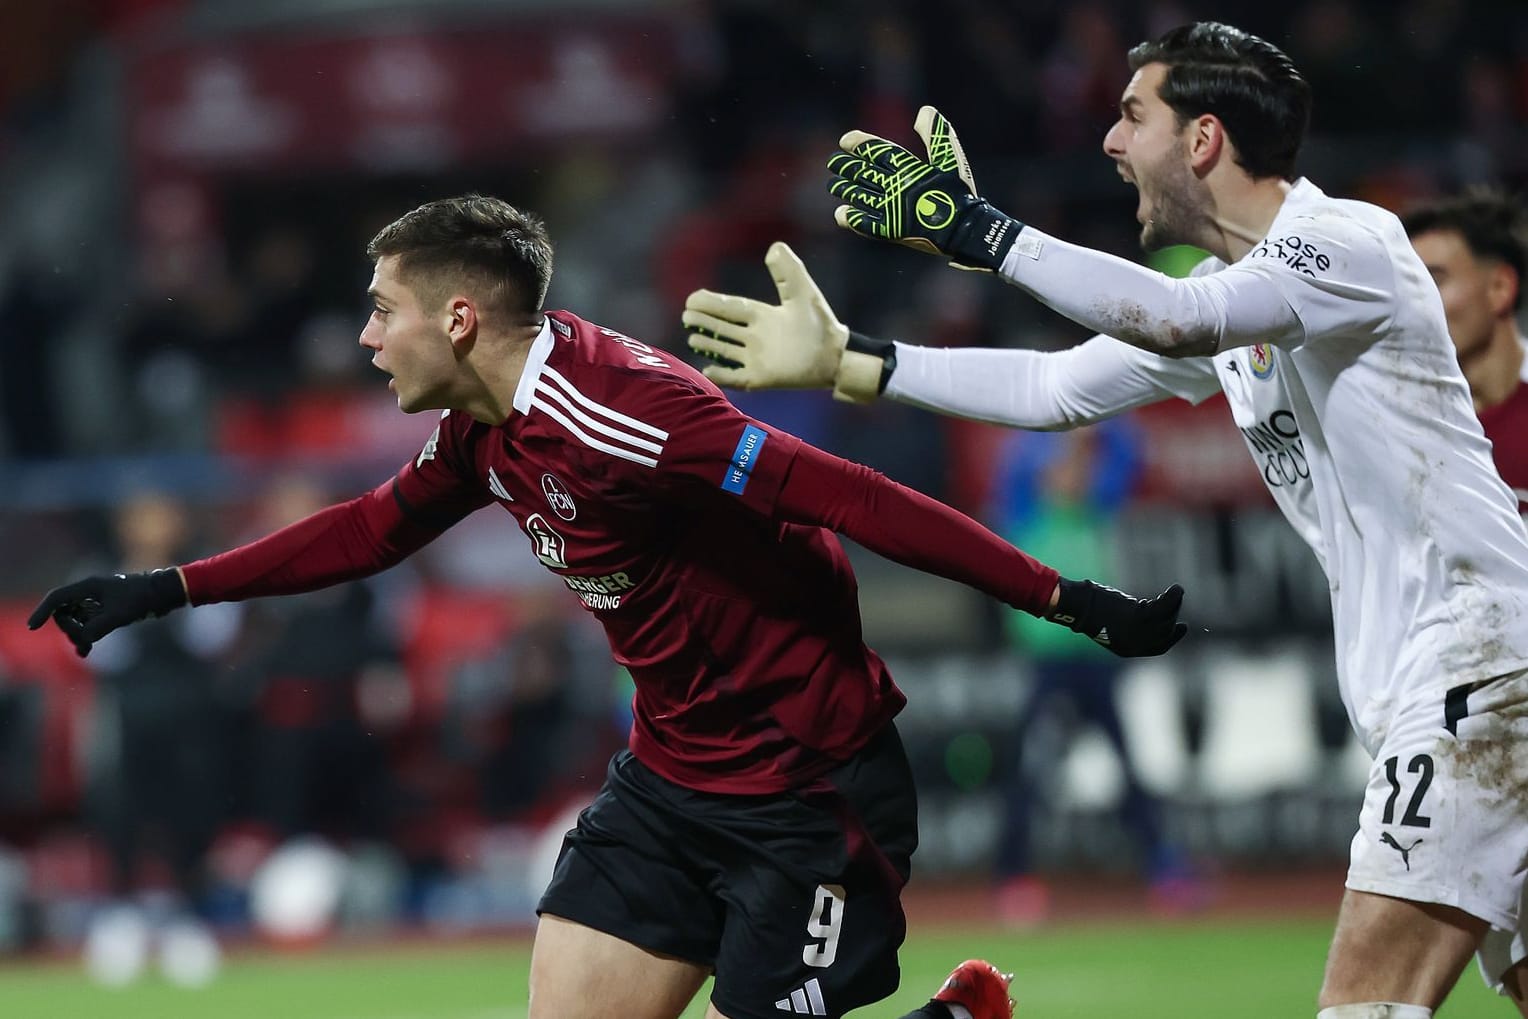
829, 106, 1023, 272
683, 242, 893, 403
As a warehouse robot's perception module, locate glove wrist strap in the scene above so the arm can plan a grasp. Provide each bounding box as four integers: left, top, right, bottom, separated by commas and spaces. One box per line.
834, 332, 896, 404
146, 567, 189, 615
948, 203, 1024, 272
1047, 577, 1093, 633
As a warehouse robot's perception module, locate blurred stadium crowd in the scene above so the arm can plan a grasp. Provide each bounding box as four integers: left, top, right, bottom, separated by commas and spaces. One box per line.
0, 0, 1526, 970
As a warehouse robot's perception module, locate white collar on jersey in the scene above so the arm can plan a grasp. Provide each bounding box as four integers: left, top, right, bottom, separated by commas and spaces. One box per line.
512, 316, 556, 416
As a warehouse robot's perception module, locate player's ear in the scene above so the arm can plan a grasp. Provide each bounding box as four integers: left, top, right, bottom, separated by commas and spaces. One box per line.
446, 296, 478, 354
1487, 262, 1519, 319
1187, 113, 1224, 176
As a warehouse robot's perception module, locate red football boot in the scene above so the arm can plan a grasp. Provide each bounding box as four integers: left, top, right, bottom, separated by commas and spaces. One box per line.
933, 959, 1015, 1019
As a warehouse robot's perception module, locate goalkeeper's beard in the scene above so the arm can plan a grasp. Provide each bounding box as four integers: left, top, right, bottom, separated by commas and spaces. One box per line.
1137, 145, 1207, 253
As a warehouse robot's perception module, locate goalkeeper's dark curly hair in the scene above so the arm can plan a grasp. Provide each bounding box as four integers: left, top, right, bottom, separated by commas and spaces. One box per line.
1402, 190, 1528, 310
368, 194, 555, 321
1129, 22, 1311, 182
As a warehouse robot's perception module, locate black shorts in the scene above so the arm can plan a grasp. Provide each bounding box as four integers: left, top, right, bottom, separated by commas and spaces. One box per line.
538, 724, 918, 1019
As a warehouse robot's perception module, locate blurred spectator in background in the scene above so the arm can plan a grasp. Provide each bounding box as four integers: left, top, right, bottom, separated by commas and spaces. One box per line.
443, 592, 590, 822
0, 262, 68, 459
1404, 190, 1528, 511
81, 490, 236, 987
234, 225, 320, 396
226, 474, 406, 848
1038, 2, 1132, 152
988, 423, 1196, 925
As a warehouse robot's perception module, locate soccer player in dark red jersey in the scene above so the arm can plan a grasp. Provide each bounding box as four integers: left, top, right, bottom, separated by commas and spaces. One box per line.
30, 195, 1187, 1019
1405, 192, 1528, 512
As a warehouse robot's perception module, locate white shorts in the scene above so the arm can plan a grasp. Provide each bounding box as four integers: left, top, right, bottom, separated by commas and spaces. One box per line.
1345, 669, 1528, 991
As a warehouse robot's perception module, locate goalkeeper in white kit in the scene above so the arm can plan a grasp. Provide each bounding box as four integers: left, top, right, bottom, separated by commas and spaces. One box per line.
685, 20, 1528, 1019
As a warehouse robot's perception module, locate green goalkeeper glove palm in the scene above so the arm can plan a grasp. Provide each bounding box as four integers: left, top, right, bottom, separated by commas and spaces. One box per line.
829, 106, 1024, 272
684, 242, 890, 403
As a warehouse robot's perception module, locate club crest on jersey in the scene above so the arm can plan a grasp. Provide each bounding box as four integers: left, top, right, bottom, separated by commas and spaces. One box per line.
541, 473, 576, 521
524, 513, 568, 569
1249, 344, 1275, 380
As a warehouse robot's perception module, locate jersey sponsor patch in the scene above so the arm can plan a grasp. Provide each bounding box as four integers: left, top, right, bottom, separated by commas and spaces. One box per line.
1248, 232, 1331, 277
1239, 409, 1310, 488
562, 570, 635, 610
723, 425, 767, 494
524, 512, 568, 568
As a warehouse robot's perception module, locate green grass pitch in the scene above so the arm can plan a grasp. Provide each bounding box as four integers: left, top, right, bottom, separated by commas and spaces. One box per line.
0, 918, 1505, 1018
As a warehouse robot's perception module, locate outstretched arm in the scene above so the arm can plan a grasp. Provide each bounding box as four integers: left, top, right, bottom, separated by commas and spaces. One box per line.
29, 476, 469, 657
884, 335, 1218, 429
773, 441, 1186, 657
179, 477, 452, 604
989, 228, 1300, 358
686, 243, 1221, 424
826, 105, 1305, 357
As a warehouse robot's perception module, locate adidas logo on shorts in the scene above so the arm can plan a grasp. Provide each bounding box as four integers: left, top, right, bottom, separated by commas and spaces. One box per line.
775, 976, 826, 1015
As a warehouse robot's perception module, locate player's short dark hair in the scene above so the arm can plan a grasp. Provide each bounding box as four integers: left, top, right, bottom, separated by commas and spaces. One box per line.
1128, 21, 1311, 181
367, 194, 554, 319
1402, 190, 1528, 311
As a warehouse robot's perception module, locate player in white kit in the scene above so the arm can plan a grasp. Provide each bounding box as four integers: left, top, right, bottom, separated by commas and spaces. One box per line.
683, 21, 1528, 1019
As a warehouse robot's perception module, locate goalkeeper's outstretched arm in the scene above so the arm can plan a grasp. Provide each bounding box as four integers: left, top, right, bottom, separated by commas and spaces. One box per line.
826, 105, 1306, 359
685, 243, 1199, 429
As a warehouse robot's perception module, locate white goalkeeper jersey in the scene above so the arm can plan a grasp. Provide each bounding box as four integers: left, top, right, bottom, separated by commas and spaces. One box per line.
886, 178, 1528, 752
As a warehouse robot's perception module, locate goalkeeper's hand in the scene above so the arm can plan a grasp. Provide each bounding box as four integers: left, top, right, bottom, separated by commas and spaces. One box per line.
28, 568, 188, 658
1048, 578, 1188, 658
684, 242, 891, 403
829, 106, 1024, 272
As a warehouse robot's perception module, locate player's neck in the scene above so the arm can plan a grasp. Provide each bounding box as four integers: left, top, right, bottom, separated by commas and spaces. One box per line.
1204, 176, 1292, 264
459, 325, 540, 425
1462, 325, 1526, 411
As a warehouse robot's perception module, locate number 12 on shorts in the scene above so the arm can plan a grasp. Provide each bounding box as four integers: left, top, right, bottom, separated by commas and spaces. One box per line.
803, 884, 846, 968
1381, 753, 1433, 827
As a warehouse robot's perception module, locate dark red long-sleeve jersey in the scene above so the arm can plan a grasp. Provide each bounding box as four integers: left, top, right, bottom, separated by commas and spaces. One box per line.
1478, 364, 1528, 513
182, 311, 1058, 792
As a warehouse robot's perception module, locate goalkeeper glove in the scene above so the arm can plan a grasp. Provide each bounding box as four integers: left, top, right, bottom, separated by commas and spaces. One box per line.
828, 106, 1024, 272
1049, 578, 1188, 658
684, 241, 893, 403
28, 568, 188, 658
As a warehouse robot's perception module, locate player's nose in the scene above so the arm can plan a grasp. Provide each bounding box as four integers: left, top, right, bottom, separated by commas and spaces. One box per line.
1102, 119, 1126, 159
